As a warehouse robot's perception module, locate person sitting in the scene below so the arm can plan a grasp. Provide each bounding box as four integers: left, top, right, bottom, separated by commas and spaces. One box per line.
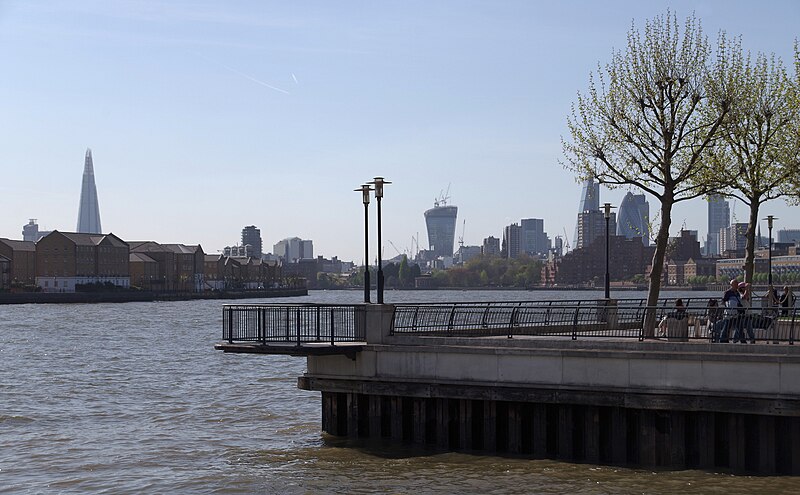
658, 299, 687, 337
707, 298, 724, 342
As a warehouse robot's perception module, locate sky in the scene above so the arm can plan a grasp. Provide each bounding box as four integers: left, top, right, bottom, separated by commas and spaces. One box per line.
1, 0, 798, 263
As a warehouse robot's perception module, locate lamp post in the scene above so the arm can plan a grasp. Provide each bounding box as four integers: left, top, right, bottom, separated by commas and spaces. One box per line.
603, 202, 615, 299
355, 184, 373, 303
764, 215, 777, 287
369, 177, 391, 304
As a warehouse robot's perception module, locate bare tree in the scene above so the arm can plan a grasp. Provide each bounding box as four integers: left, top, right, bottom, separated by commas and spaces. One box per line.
704, 36, 800, 286
563, 12, 730, 334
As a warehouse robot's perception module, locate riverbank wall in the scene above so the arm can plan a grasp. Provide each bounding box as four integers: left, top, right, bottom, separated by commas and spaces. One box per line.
0, 288, 307, 305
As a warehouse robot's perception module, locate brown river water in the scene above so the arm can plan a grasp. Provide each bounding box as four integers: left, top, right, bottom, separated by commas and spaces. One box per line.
1, 290, 798, 493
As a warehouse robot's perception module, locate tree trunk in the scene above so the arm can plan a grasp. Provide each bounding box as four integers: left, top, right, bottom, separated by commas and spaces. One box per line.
644, 195, 673, 337
743, 199, 760, 285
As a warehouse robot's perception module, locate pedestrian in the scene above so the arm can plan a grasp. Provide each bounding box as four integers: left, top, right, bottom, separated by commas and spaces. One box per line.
780, 286, 795, 317
738, 282, 755, 344
720, 279, 742, 343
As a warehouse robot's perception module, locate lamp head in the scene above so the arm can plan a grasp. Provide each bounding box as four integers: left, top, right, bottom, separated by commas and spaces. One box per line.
602, 202, 615, 219
355, 184, 373, 205
369, 177, 391, 199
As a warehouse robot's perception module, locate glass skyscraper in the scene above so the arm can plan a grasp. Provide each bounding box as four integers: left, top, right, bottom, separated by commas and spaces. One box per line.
617, 192, 649, 245
77, 148, 102, 234
424, 203, 458, 258
707, 195, 730, 256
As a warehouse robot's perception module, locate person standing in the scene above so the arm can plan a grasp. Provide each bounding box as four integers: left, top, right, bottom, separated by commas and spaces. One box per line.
781, 286, 795, 317
738, 282, 755, 344
720, 279, 742, 343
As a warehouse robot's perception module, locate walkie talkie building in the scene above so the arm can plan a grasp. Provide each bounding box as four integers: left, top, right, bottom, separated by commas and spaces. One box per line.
424, 202, 458, 258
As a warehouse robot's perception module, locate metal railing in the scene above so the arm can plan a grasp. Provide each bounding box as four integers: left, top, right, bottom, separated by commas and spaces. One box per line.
223, 304, 366, 345
391, 302, 798, 342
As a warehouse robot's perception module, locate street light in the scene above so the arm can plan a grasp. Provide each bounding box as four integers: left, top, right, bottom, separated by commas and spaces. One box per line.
355, 184, 373, 303
603, 202, 615, 299
764, 215, 778, 287
368, 177, 391, 304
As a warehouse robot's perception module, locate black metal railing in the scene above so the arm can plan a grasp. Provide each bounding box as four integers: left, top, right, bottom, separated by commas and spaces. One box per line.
391, 302, 798, 342
223, 304, 366, 345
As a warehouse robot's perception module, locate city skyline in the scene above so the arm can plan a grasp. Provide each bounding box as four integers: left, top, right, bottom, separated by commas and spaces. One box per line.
1, 1, 798, 262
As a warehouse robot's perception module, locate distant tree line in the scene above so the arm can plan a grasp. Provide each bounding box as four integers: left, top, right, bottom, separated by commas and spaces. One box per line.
429, 255, 543, 288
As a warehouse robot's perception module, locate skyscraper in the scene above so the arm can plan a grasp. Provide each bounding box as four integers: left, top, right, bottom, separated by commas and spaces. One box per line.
706, 195, 729, 256
424, 200, 458, 258
502, 223, 521, 259
578, 178, 600, 212
616, 192, 649, 245
77, 148, 102, 234
574, 178, 600, 248
520, 218, 550, 255
241, 225, 263, 259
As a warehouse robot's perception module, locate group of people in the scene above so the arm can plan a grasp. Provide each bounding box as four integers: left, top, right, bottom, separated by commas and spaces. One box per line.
708, 280, 795, 343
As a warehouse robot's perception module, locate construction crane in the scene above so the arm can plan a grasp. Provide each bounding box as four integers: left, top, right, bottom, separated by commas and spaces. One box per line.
388, 240, 404, 259
562, 227, 571, 252
458, 219, 466, 249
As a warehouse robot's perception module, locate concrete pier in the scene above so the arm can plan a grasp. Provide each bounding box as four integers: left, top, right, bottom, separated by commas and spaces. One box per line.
298, 304, 800, 474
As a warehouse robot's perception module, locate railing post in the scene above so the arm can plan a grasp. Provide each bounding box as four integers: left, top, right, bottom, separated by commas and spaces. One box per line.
331, 308, 336, 345
447, 304, 456, 336
791, 307, 796, 345
226, 306, 233, 343
260, 307, 266, 345
509, 307, 518, 339
412, 306, 420, 332
285, 306, 290, 342
572, 307, 579, 340
296, 308, 301, 346
316, 306, 321, 341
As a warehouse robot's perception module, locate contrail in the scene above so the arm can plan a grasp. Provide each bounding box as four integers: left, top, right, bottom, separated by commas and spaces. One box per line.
218, 62, 290, 94
193, 51, 290, 95
291, 73, 298, 84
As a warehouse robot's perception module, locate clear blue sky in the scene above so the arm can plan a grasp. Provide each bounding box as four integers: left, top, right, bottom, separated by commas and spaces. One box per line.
1, 1, 798, 262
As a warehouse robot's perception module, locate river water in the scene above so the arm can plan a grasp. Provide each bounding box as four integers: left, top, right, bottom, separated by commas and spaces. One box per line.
1, 290, 797, 494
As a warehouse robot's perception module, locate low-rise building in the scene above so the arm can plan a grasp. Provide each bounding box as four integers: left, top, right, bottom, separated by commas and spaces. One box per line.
35, 231, 129, 292
0, 254, 10, 290
0, 238, 36, 286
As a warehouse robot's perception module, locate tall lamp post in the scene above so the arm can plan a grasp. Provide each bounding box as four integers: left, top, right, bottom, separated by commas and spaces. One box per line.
369, 177, 391, 304
764, 215, 777, 287
355, 184, 373, 303
603, 202, 615, 299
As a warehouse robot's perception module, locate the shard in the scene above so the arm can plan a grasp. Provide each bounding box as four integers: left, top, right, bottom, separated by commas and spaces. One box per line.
77, 148, 102, 234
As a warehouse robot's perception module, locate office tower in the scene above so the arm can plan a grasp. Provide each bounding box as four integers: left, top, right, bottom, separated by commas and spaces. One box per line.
77, 148, 102, 234
720, 223, 748, 254
503, 223, 521, 259
578, 178, 600, 212
778, 229, 800, 244
21, 219, 51, 242
482, 236, 500, 256
241, 225, 263, 258
520, 218, 550, 255
424, 200, 458, 258
576, 210, 616, 250
707, 195, 729, 256
616, 192, 649, 245
274, 237, 313, 262
573, 178, 600, 247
